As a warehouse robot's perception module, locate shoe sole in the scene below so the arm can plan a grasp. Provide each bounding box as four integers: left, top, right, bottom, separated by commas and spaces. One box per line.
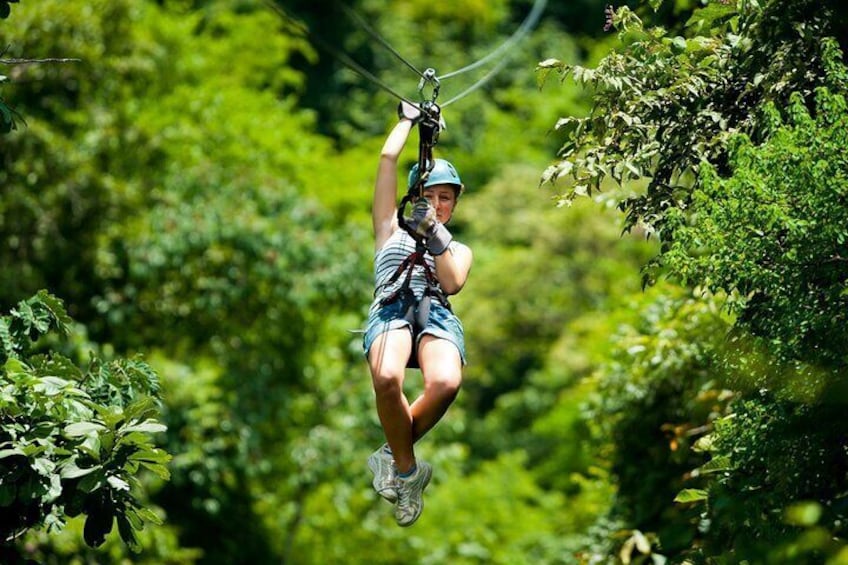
367, 454, 398, 503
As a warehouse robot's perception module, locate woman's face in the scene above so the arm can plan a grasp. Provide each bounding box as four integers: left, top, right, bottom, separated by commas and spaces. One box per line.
422, 184, 458, 224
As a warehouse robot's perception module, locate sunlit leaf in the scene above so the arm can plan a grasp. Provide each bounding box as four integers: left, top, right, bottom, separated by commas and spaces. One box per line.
64, 422, 107, 437
674, 488, 708, 504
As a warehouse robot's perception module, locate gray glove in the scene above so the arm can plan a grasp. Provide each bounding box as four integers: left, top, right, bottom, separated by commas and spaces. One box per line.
408, 199, 453, 256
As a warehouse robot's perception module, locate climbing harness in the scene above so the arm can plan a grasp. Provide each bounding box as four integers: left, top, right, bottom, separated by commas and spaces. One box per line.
375, 235, 452, 369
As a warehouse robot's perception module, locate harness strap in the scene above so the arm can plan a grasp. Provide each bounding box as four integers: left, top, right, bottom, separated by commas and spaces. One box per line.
377, 237, 453, 370
379, 242, 451, 312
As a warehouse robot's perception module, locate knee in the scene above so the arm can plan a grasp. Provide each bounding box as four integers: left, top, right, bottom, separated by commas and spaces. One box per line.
426, 372, 462, 400
372, 370, 404, 398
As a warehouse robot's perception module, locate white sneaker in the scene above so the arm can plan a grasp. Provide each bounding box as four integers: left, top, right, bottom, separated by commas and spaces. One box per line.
394, 461, 432, 527
367, 446, 397, 503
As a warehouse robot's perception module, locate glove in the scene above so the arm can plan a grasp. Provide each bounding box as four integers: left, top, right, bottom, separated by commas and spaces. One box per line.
397, 100, 422, 123
408, 199, 453, 256
408, 198, 437, 235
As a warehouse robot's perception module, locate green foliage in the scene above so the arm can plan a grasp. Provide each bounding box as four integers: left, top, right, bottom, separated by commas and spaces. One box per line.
0, 0, 41, 285
20, 514, 202, 565
662, 86, 848, 371
579, 286, 731, 561
540, 0, 848, 236
3, 0, 776, 562
152, 355, 279, 564
403, 451, 576, 564
0, 292, 169, 553
540, 2, 848, 563
693, 394, 848, 562
0, 94, 23, 134
0, 0, 131, 310
457, 166, 656, 410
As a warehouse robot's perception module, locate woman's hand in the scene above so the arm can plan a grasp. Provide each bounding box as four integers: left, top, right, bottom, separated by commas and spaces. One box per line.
397, 100, 422, 123
408, 199, 453, 256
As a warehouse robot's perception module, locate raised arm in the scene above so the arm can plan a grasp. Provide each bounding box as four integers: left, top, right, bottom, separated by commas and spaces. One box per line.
373, 117, 415, 251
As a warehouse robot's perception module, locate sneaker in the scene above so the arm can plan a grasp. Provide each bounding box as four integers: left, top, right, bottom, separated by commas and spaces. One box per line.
394, 461, 432, 527
367, 446, 397, 503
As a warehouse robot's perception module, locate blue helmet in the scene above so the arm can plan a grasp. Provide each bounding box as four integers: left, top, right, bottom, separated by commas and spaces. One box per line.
407, 158, 464, 195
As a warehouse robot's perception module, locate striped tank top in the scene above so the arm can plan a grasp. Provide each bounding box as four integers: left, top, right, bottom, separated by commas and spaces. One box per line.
370, 229, 445, 313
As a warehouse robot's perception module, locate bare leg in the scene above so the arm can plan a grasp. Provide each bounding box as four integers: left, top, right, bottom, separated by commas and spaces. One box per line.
368, 329, 416, 473
410, 335, 463, 442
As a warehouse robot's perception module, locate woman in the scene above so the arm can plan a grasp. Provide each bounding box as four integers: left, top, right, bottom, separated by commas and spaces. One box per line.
363, 101, 473, 527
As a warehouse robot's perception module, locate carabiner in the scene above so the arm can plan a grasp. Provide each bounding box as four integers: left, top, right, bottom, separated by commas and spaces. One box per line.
418, 67, 440, 103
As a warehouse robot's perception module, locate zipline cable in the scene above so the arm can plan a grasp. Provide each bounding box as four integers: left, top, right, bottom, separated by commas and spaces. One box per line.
264, 0, 414, 105
338, 3, 427, 80
265, 0, 546, 108
440, 51, 512, 108
437, 0, 548, 82
336, 0, 548, 105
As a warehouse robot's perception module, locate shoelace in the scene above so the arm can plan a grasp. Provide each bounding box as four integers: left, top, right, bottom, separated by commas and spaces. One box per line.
397, 483, 414, 514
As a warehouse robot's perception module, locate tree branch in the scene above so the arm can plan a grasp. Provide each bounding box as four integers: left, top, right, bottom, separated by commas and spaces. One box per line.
0, 44, 80, 65
0, 57, 81, 65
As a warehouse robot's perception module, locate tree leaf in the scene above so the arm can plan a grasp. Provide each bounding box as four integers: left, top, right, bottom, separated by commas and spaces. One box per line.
128, 448, 171, 464
120, 420, 167, 434
537, 58, 564, 69
116, 513, 141, 552
64, 421, 107, 437
107, 475, 130, 492
0, 447, 25, 459
34, 376, 72, 396
123, 397, 156, 422
35, 291, 73, 334
60, 461, 102, 479
139, 461, 171, 481
32, 457, 56, 476
135, 506, 163, 526
696, 455, 731, 475
78, 470, 105, 494
674, 488, 708, 503
685, 2, 737, 31
83, 503, 114, 547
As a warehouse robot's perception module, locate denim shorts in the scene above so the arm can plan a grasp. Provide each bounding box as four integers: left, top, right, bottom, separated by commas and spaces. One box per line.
363, 298, 466, 366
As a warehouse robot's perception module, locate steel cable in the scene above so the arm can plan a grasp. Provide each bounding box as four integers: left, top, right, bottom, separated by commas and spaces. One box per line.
264, 1, 415, 104
265, 0, 547, 108
437, 0, 548, 82
339, 4, 427, 80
